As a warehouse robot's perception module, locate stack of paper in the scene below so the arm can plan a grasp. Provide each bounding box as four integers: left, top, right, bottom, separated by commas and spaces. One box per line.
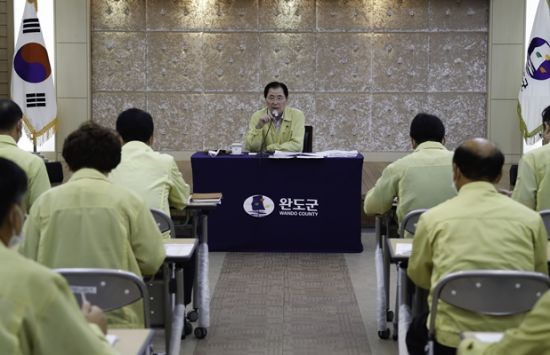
271, 150, 358, 159
189, 193, 222, 204
317, 150, 359, 158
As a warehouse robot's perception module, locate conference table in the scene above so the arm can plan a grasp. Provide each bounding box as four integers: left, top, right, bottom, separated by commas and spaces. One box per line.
191, 152, 364, 252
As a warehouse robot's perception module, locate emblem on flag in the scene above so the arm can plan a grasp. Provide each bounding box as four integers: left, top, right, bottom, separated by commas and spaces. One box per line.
10, 1, 57, 147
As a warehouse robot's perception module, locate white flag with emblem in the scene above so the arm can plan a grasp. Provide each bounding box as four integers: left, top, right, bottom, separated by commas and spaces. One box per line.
10, 0, 57, 146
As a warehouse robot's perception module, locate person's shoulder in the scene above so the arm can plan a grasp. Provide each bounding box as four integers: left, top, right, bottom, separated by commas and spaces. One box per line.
287, 107, 304, 114
251, 108, 266, 117
4, 249, 65, 291
524, 143, 550, 163
500, 193, 543, 221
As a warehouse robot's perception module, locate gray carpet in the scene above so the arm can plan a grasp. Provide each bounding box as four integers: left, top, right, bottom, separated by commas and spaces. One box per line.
194, 253, 371, 355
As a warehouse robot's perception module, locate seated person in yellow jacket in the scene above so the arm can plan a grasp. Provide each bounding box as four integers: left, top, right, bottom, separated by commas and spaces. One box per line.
19, 122, 165, 329
245, 81, 305, 152
0, 157, 117, 354
512, 105, 550, 210
364, 113, 456, 227
109, 108, 195, 305
457, 290, 550, 355
0, 99, 50, 212
110, 108, 190, 221
406, 138, 548, 355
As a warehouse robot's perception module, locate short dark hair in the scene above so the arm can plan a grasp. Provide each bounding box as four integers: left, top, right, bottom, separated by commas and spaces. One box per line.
542, 106, 550, 125
409, 113, 445, 144
62, 122, 121, 173
0, 157, 27, 225
116, 108, 154, 143
453, 140, 504, 182
0, 99, 23, 131
263, 81, 288, 99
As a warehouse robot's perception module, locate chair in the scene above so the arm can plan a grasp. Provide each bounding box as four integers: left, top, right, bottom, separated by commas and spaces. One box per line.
540, 210, 550, 240
428, 270, 550, 355
303, 125, 313, 153
151, 208, 176, 238
398, 208, 427, 238
56, 268, 151, 327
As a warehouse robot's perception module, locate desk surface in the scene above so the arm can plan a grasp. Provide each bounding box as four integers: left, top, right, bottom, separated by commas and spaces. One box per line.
388, 238, 550, 263
163, 238, 197, 261
110, 328, 153, 355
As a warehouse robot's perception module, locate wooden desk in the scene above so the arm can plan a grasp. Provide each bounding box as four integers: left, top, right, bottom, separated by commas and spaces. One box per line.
110, 328, 153, 355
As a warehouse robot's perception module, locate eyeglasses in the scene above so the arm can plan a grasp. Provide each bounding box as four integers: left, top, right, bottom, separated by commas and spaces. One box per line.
267, 96, 285, 102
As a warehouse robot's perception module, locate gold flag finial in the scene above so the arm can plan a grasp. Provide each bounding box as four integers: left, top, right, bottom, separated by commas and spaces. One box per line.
27, 0, 37, 11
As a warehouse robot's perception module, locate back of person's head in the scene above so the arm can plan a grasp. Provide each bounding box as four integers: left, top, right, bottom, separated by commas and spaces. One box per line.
62, 122, 121, 173
409, 113, 445, 144
0, 158, 27, 225
453, 138, 504, 183
116, 108, 154, 143
542, 106, 550, 125
0, 99, 23, 131
263, 81, 289, 98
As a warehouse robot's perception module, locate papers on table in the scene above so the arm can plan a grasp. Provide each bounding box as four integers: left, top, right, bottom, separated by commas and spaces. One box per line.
164, 243, 195, 257
394, 243, 412, 256
462, 332, 504, 343
106, 334, 119, 346
270, 150, 359, 159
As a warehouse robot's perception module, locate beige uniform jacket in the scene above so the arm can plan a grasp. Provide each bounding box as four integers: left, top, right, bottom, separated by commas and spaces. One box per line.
408, 182, 548, 347
20, 168, 165, 328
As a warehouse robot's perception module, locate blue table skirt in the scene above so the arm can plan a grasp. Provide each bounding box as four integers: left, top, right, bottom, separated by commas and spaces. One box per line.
191, 152, 364, 253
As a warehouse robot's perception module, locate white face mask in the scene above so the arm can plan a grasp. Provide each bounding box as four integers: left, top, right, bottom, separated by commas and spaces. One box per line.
8, 207, 25, 249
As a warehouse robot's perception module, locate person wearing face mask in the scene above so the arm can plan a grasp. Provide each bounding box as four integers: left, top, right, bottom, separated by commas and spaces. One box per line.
364, 113, 456, 228
0, 99, 50, 212
0, 157, 117, 354
406, 138, 548, 355
512, 105, 550, 210
244, 81, 305, 153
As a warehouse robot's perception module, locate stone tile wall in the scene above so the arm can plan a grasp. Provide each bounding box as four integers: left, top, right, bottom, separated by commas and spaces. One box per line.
91, 0, 488, 152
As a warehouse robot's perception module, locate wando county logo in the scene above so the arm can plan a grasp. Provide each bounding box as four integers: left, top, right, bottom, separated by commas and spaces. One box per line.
243, 195, 275, 217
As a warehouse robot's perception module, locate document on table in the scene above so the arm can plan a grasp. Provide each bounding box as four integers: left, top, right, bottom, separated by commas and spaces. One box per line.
164, 243, 194, 257
463, 332, 504, 343
106, 334, 119, 346
395, 243, 412, 256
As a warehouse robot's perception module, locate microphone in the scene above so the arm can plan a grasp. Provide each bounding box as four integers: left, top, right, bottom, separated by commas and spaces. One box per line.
272, 109, 278, 120
259, 109, 274, 154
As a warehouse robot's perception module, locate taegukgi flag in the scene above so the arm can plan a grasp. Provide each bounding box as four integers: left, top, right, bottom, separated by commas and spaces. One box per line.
10, 0, 57, 146
518, 0, 550, 144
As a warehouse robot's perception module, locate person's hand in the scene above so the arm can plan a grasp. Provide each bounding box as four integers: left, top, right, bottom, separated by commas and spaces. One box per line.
81, 300, 108, 335
255, 114, 272, 129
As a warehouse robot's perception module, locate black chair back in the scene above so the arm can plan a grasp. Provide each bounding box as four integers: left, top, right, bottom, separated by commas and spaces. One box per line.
303, 125, 313, 152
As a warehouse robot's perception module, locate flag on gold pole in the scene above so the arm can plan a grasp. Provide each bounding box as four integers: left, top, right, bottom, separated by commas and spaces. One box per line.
10, 0, 57, 148
518, 0, 550, 145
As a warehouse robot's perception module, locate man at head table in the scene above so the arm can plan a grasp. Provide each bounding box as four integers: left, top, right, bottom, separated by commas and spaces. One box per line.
406, 138, 548, 355
0, 157, 117, 354
244, 81, 305, 153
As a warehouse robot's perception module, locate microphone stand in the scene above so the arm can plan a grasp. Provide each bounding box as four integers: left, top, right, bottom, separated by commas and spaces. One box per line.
258, 116, 273, 157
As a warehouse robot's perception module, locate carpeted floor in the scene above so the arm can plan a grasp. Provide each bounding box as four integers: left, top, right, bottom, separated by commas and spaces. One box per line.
193, 253, 372, 355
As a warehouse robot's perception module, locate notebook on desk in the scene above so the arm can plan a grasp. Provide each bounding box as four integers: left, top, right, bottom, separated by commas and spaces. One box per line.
190, 193, 222, 204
